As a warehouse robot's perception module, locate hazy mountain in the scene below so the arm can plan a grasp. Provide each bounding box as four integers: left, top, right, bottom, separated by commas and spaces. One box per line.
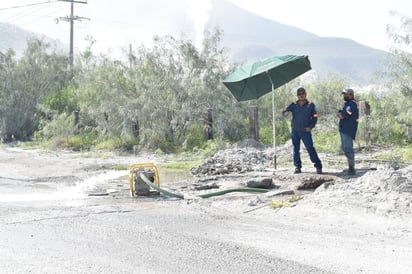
208, 0, 318, 48
1, 0, 389, 85
0, 22, 63, 57
207, 0, 389, 84
0, 23, 34, 55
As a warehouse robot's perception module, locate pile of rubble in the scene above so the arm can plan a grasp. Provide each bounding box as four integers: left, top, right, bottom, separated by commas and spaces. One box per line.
190, 139, 291, 176
310, 165, 412, 216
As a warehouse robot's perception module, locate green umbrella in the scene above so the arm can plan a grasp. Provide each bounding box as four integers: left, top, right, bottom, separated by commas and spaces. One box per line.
222, 55, 311, 101
222, 55, 312, 168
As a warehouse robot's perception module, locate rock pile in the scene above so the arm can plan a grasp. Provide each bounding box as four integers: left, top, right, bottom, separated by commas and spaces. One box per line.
190, 140, 276, 176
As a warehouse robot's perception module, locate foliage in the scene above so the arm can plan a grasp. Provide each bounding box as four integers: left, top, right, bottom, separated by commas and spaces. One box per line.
128, 29, 243, 149
189, 139, 230, 158
0, 38, 71, 142
259, 126, 273, 146
184, 123, 206, 150
94, 137, 124, 150
43, 28, 245, 151
386, 12, 412, 96
396, 145, 412, 162
40, 85, 79, 115
2, 16, 412, 155
313, 129, 341, 153
366, 91, 412, 145
38, 113, 74, 140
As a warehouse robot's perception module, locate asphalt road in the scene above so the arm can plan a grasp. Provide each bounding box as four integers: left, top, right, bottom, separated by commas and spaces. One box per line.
1, 198, 330, 274
1, 147, 411, 274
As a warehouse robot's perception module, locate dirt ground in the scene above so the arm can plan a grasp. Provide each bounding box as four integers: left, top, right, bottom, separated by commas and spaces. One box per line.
1, 143, 412, 273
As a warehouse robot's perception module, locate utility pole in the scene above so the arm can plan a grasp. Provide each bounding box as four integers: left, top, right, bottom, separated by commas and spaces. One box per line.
56, 0, 88, 71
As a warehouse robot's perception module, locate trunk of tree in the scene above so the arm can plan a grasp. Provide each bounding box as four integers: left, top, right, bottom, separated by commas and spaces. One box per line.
358, 101, 371, 148
166, 110, 174, 143
102, 112, 109, 135
249, 106, 259, 141
203, 108, 213, 140
132, 119, 139, 138
73, 110, 79, 134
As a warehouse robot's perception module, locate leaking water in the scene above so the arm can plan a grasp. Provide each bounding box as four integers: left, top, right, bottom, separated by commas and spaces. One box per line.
0, 170, 128, 203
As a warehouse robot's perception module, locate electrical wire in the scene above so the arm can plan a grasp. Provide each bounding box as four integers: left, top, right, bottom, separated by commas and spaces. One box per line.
1, 0, 86, 31
17, 4, 66, 27
0, 0, 89, 54
2, 2, 56, 24
0, 1, 58, 11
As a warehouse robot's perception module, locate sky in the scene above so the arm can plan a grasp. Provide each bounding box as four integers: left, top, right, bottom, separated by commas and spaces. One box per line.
0, 0, 411, 54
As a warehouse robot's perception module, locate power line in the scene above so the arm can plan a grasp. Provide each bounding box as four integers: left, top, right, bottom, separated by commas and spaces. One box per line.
0, 0, 88, 71
0, 2, 61, 53
0, 1, 58, 11
16, 4, 64, 27
4, 2, 59, 25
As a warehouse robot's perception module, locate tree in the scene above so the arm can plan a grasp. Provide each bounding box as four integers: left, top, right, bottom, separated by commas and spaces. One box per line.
379, 12, 412, 144
126, 29, 243, 149
0, 38, 70, 142
386, 12, 412, 96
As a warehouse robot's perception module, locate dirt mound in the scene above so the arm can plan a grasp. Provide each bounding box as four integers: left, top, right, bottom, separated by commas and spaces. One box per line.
190, 140, 294, 177
190, 141, 274, 176
190, 147, 273, 176
307, 166, 412, 216
232, 139, 267, 150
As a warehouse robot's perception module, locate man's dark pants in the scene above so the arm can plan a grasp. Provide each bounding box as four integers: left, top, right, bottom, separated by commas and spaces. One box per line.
292, 129, 322, 169
340, 132, 355, 168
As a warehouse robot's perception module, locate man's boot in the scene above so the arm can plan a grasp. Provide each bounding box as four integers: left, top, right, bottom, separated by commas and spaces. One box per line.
348, 159, 356, 175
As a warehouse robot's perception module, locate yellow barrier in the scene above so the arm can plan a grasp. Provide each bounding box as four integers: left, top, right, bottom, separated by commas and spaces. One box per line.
129, 162, 160, 197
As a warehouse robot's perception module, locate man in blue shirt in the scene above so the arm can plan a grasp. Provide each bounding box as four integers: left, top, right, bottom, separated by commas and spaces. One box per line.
282, 87, 322, 174
337, 88, 359, 175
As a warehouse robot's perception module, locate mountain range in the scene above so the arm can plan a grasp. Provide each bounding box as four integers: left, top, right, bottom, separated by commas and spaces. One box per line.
0, 22, 62, 57
207, 0, 389, 85
0, 22, 34, 55
0, 0, 389, 85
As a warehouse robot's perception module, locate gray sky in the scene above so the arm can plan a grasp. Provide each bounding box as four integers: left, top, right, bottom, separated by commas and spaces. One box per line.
1, 0, 411, 54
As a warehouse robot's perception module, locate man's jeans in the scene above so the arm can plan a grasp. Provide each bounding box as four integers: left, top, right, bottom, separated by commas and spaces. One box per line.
292, 129, 322, 169
340, 132, 354, 162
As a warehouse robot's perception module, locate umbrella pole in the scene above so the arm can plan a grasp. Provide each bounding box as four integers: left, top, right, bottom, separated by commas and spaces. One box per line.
271, 83, 277, 169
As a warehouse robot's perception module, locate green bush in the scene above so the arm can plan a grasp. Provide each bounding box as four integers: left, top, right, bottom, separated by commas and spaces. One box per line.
66, 128, 100, 150
259, 126, 273, 146
260, 121, 291, 147
37, 113, 74, 140
185, 123, 206, 150
396, 145, 412, 161
313, 130, 341, 153
201, 139, 229, 156
95, 137, 123, 150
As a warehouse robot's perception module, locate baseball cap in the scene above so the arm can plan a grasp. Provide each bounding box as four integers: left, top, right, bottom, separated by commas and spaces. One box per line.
342, 88, 354, 95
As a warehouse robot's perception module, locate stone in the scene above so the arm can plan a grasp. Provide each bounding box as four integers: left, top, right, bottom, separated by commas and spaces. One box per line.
245, 177, 273, 188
